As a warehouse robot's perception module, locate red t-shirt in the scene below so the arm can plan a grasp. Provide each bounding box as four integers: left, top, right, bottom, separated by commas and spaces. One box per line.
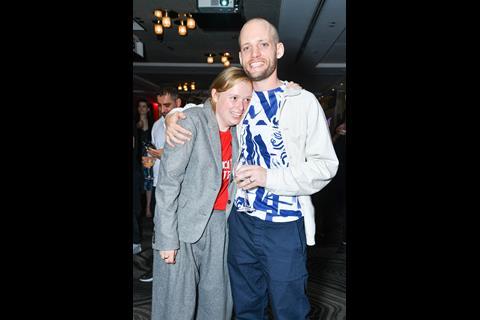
213, 130, 232, 210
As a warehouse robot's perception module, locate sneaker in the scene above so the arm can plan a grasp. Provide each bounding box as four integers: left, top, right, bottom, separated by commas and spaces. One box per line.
139, 271, 153, 282
133, 243, 142, 255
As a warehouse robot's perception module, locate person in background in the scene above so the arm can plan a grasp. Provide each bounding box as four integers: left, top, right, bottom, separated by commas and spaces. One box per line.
138, 88, 182, 283
135, 99, 154, 218
133, 116, 143, 255
331, 120, 346, 253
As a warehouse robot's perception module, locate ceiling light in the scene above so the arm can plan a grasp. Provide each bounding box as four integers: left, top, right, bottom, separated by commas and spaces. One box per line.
154, 10, 163, 19
205, 53, 216, 64
178, 81, 197, 91
186, 14, 196, 29
221, 52, 230, 63
220, 0, 229, 6
154, 23, 163, 35
162, 11, 171, 28
178, 20, 187, 36
153, 10, 196, 38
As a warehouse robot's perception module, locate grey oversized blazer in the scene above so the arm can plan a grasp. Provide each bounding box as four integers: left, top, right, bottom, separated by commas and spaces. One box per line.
152, 100, 239, 251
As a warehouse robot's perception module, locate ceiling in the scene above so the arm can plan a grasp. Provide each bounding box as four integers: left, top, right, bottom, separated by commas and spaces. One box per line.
133, 0, 346, 102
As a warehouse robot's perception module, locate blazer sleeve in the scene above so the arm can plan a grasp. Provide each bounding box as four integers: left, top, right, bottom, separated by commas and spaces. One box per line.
152, 117, 197, 251
265, 95, 339, 196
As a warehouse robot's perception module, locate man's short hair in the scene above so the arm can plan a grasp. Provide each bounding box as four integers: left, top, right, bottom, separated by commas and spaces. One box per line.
156, 87, 179, 101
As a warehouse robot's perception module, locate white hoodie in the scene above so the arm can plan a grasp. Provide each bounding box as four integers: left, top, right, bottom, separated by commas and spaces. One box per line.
235, 85, 339, 245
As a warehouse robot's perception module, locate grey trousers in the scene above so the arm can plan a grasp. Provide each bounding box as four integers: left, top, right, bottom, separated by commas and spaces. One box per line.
151, 211, 232, 320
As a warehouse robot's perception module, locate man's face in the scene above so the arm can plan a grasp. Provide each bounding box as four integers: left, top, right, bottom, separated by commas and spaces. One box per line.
157, 94, 179, 117
238, 20, 283, 82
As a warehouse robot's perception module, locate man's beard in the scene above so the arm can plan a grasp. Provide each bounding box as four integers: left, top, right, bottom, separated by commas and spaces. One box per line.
245, 59, 277, 82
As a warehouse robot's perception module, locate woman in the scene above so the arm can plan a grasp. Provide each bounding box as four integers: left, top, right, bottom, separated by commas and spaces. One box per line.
151, 67, 253, 320
134, 99, 155, 218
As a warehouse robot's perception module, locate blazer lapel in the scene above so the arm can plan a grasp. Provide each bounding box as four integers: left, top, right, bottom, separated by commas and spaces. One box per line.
204, 100, 222, 171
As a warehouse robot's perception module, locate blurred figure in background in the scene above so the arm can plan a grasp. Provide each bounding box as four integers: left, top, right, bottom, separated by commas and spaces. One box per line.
331, 120, 346, 253
133, 116, 143, 255
138, 88, 182, 283
135, 99, 155, 218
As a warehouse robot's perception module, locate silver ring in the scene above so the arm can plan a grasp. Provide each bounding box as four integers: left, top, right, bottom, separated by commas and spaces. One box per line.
249, 177, 255, 183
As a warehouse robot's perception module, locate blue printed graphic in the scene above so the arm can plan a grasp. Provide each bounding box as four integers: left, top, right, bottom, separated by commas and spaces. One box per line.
235, 86, 302, 222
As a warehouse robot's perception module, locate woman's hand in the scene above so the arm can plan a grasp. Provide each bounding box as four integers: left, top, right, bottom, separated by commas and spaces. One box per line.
159, 250, 178, 264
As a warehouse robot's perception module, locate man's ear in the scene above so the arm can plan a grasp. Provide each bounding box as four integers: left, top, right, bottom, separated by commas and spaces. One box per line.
276, 42, 284, 59
175, 98, 182, 107
238, 51, 243, 66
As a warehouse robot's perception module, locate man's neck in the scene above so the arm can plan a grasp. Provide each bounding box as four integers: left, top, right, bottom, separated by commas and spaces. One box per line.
252, 72, 282, 92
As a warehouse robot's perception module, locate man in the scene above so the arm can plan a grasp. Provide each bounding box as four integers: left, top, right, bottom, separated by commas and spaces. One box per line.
149, 88, 183, 192
138, 88, 182, 282
165, 18, 338, 319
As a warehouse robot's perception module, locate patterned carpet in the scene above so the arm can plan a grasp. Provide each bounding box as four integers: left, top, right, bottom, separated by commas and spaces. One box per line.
133, 217, 346, 320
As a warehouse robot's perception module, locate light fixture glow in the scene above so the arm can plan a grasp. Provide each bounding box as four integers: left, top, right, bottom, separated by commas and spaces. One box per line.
154, 23, 163, 35
178, 20, 187, 36
223, 60, 231, 67
187, 14, 196, 29
153, 10, 195, 38
154, 9, 163, 19
221, 52, 230, 63
162, 12, 171, 28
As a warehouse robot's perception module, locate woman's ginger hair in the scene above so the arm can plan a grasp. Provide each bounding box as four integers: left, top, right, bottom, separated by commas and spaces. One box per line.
209, 67, 251, 111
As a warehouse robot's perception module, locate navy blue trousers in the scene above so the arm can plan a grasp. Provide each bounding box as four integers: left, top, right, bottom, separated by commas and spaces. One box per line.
227, 206, 310, 320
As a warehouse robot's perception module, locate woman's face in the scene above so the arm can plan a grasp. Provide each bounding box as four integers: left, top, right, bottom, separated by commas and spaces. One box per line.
212, 80, 253, 131
137, 102, 149, 115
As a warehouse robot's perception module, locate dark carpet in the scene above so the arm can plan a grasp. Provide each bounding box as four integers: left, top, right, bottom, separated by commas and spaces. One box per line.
133, 217, 346, 320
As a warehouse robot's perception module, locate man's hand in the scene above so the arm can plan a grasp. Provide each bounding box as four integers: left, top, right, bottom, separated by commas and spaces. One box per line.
235, 165, 267, 190
165, 112, 192, 147
147, 148, 164, 159
159, 250, 178, 264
